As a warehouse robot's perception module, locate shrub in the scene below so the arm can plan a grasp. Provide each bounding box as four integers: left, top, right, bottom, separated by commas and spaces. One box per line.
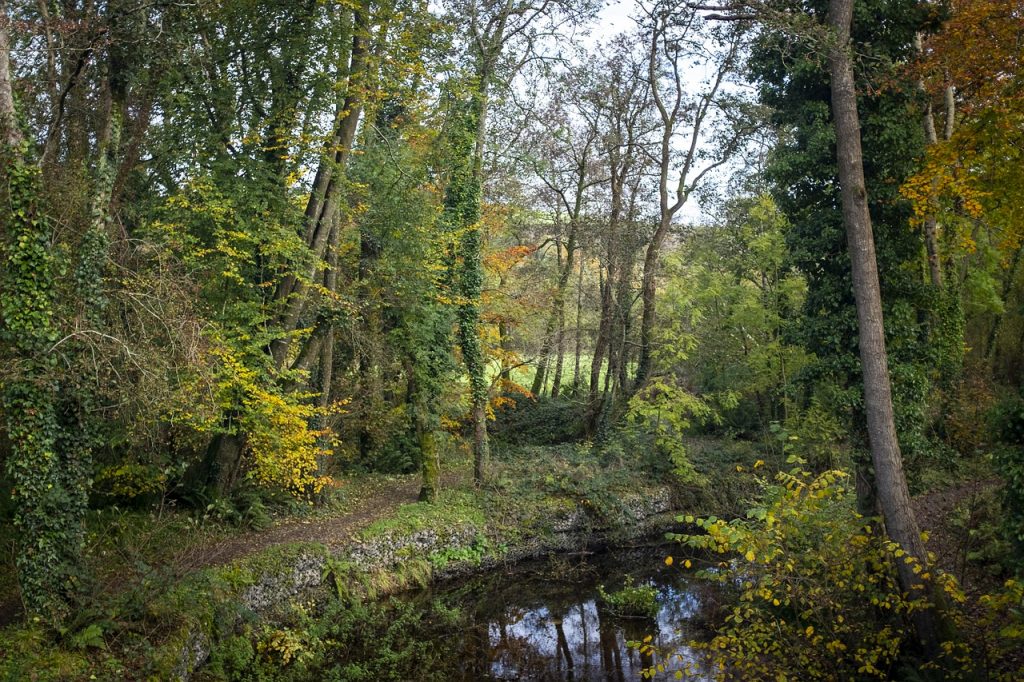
638, 467, 1024, 680
598, 576, 660, 619
991, 392, 1024, 563
490, 394, 584, 445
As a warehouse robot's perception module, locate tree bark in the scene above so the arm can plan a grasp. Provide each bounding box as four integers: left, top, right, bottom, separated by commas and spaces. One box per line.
270, 5, 367, 367
0, 0, 19, 148
532, 234, 579, 397
913, 33, 943, 289
828, 0, 950, 654
586, 244, 614, 434
550, 302, 566, 398
572, 252, 584, 394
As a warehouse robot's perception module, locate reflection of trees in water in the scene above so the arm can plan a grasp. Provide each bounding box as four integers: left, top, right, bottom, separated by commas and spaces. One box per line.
597, 600, 626, 682
383, 547, 723, 680
553, 610, 576, 680
620, 612, 657, 676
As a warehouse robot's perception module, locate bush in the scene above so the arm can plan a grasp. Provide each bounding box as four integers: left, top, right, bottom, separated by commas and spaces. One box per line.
639, 467, 1024, 680
490, 394, 584, 445
598, 576, 659, 619
991, 392, 1024, 564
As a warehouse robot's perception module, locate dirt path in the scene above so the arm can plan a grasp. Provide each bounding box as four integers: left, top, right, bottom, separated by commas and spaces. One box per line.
0, 473, 450, 627
911, 477, 1002, 593
174, 469, 469, 574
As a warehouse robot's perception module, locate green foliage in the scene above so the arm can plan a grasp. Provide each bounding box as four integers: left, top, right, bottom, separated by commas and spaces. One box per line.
428, 532, 491, 568
0, 149, 89, 622
491, 394, 585, 445
991, 392, 1024, 562
662, 469, 923, 679
93, 461, 170, 502
598, 576, 659, 619
751, 0, 952, 477
648, 467, 1024, 680
662, 195, 813, 435
625, 378, 715, 483
769, 401, 848, 472
0, 626, 91, 681
489, 443, 659, 529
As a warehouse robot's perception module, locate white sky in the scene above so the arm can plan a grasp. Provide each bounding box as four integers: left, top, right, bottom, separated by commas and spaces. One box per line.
441, 0, 743, 225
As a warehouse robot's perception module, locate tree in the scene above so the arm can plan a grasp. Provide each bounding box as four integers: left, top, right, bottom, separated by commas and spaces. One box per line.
902, 0, 1024, 376
442, 0, 595, 482
634, 0, 747, 388
662, 194, 811, 433
523, 74, 602, 399
692, 0, 954, 653
826, 0, 947, 653
579, 40, 654, 434
1, 0, 90, 622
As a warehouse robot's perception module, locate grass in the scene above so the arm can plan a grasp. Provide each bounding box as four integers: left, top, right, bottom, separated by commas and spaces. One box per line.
486, 352, 620, 399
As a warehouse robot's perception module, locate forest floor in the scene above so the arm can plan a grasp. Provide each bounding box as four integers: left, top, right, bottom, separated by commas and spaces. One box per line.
0, 444, 1007, 630
912, 476, 1004, 594
0, 441, 1013, 682
0, 468, 468, 627
0, 446, 1004, 628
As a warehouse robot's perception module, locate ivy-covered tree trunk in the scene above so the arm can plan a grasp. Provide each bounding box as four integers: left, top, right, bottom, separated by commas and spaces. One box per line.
458, 96, 490, 484
1, 14, 83, 620
0, 155, 77, 623
828, 0, 951, 654
406, 302, 452, 502
412, 367, 440, 503
444, 81, 491, 484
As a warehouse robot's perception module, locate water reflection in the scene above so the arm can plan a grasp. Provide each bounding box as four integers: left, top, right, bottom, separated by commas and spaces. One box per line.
405, 546, 718, 681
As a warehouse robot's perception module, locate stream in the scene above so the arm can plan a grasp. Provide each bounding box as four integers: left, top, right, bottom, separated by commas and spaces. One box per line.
323, 543, 723, 681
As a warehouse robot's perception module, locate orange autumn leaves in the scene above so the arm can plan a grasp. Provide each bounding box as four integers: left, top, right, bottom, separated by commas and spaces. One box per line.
900, 0, 1024, 256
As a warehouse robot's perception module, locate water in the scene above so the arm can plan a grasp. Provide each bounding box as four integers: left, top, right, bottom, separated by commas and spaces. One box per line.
354, 544, 722, 681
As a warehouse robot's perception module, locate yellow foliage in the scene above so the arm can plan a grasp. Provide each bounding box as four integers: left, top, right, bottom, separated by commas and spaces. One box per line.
241, 384, 331, 495
646, 467, 1024, 680
168, 340, 333, 497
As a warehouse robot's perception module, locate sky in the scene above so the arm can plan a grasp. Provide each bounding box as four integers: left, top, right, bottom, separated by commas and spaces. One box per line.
444, 0, 748, 225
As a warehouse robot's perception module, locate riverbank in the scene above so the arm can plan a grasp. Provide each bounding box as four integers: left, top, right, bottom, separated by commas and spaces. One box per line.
0, 440, 767, 681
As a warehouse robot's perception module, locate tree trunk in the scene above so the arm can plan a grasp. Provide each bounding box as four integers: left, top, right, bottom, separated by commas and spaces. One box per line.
635, 216, 670, 387
409, 364, 440, 503
0, 0, 18, 148
270, 6, 367, 367
550, 302, 566, 398
587, 261, 613, 434
913, 34, 944, 289
828, 0, 950, 654
573, 252, 584, 394
203, 429, 246, 498
533, 237, 578, 397
446, 69, 492, 485
587, 164, 627, 433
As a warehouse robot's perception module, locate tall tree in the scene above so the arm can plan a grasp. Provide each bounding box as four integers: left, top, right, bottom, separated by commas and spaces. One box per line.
634, 0, 746, 388
444, 0, 594, 482
524, 75, 602, 398
581, 42, 653, 434
1, 0, 89, 622
826, 0, 947, 652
